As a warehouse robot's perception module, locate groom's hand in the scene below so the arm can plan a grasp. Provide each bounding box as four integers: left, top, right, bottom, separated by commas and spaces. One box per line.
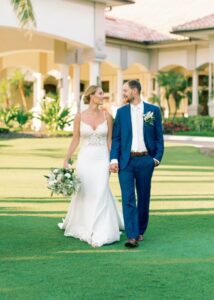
109, 163, 119, 173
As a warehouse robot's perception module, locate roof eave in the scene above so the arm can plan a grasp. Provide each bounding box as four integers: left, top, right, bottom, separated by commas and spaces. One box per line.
106, 35, 174, 47
171, 27, 214, 35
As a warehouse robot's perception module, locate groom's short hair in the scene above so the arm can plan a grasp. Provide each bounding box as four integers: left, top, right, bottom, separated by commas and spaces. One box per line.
127, 80, 141, 95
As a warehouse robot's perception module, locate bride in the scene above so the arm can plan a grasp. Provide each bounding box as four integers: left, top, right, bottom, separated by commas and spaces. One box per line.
58, 85, 124, 247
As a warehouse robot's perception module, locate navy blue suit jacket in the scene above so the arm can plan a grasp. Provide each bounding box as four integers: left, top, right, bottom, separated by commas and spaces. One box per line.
110, 102, 164, 170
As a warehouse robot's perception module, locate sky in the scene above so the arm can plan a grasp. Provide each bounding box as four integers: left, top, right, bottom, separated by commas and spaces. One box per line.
107, 0, 214, 35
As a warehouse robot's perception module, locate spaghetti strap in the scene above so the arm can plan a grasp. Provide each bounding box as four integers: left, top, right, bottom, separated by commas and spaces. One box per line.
103, 111, 107, 120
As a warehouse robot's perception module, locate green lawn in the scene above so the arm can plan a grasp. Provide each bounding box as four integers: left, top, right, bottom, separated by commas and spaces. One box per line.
0, 137, 214, 300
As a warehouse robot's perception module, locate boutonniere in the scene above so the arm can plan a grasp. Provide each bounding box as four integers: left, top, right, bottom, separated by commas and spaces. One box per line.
143, 111, 155, 125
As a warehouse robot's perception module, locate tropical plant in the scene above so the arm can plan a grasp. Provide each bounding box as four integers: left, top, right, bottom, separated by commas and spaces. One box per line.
164, 116, 214, 133
38, 98, 73, 133
0, 105, 18, 128
15, 106, 32, 129
0, 79, 11, 107
156, 71, 187, 118
0, 105, 32, 130
10, 0, 36, 30
10, 70, 33, 110
148, 93, 164, 118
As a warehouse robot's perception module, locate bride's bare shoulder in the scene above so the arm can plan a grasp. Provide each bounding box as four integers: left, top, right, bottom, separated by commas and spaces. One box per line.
74, 112, 81, 123
105, 111, 113, 121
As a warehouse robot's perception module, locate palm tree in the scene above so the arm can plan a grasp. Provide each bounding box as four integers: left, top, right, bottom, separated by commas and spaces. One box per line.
10, 70, 31, 110
156, 71, 187, 118
10, 0, 36, 29
0, 79, 11, 107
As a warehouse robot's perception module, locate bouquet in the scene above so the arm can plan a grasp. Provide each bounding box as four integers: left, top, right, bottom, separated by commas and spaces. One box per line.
44, 163, 81, 197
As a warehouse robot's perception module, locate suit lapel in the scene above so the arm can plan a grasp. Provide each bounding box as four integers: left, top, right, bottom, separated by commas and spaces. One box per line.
143, 101, 149, 143
125, 104, 132, 136
143, 101, 150, 115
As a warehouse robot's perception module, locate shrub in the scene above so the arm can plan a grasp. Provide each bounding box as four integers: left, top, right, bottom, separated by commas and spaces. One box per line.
0, 105, 32, 130
0, 127, 9, 133
163, 121, 190, 134
38, 98, 73, 133
163, 116, 214, 134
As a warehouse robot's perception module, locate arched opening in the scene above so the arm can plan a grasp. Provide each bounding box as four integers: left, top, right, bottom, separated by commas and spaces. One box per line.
0, 66, 35, 110
196, 63, 209, 115
157, 65, 190, 118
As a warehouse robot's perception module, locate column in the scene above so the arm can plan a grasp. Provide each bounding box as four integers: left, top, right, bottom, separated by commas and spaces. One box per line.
208, 37, 214, 116
59, 64, 69, 108
72, 64, 81, 112
188, 70, 198, 116
115, 69, 123, 106
89, 61, 101, 86
208, 63, 214, 116
32, 72, 43, 131
147, 73, 153, 100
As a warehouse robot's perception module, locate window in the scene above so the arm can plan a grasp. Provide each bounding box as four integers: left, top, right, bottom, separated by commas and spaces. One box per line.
101, 81, 109, 93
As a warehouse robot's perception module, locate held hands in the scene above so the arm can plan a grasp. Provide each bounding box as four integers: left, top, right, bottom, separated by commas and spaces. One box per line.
109, 163, 119, 173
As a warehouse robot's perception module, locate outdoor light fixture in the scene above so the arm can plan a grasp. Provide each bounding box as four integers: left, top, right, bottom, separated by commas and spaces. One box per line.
105, 6, 112, 12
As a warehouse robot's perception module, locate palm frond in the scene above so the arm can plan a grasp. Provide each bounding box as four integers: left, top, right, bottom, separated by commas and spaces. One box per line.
11, 0, 36, 29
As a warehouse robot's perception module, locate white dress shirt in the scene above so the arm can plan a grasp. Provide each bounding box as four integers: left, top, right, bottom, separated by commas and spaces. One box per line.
110, 101, 159, 166
130, 102, 147, 152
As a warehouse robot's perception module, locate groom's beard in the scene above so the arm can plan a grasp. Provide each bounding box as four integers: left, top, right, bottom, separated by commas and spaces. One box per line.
123, 94, 134, 103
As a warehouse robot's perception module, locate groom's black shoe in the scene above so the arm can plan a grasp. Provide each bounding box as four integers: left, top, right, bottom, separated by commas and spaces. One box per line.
124, 239, 138, 248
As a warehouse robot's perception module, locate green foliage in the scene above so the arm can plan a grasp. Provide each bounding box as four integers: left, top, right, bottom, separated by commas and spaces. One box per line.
0, 127, 9, 133
0, 79, 11, 107
10, 0, 36, 29
148, 93, 164, 117
163, 121, 190, 134
164, 116, 214, 133
38, 98, 73, 133
23, 81, 33, 97
11, 72, 33, 98
0, 105, 17, 128
0, 105, 32, 130
15, 106, 32, 128
0, 70, 33, 110
156, 71, 188, 117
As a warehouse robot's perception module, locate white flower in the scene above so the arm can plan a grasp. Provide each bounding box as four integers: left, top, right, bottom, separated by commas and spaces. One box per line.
64, 173, 71, 179
56, 173, 63, 182
44, 167, 81, 197
143, 111, 155, 125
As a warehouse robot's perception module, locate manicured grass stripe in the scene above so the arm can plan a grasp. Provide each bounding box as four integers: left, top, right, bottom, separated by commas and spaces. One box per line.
152, 194, 214, 197
156, 168, 214, 172
151, 198, 214, 201
0, 200, 68, 203
152, 180, 214, 183
150, 208, 214, 212
0, 211, 66, 214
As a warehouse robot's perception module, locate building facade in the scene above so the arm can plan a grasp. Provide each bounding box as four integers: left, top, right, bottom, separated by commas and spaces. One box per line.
0, 0, 214, 130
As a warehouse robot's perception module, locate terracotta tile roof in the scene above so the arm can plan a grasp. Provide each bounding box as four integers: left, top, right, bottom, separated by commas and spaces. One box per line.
105, 16, 172, 42
172, 14, 214, 33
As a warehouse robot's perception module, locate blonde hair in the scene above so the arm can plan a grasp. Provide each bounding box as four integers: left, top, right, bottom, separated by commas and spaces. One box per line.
83, 85, 100, 104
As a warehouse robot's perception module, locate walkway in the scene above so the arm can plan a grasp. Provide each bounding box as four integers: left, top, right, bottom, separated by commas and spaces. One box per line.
164, 135, 214, 148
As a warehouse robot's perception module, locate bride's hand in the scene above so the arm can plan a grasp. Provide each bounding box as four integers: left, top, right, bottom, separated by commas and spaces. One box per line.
63, 160, 69, 169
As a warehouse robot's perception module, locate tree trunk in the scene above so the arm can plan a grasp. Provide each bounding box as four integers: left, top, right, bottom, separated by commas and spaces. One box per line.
18, 82, 27, 110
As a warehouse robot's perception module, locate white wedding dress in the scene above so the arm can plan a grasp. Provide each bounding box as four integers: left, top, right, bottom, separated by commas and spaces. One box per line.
58, 119, 124, 247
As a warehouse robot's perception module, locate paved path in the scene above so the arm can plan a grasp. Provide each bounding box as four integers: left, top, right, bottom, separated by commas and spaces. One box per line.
164, 135, 214, 148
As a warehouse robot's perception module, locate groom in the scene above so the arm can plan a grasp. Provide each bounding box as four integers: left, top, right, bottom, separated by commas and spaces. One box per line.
110, 80, 164, 248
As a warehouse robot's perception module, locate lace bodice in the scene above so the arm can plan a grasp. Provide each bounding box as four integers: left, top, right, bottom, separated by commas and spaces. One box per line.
80, 120, 108, 147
